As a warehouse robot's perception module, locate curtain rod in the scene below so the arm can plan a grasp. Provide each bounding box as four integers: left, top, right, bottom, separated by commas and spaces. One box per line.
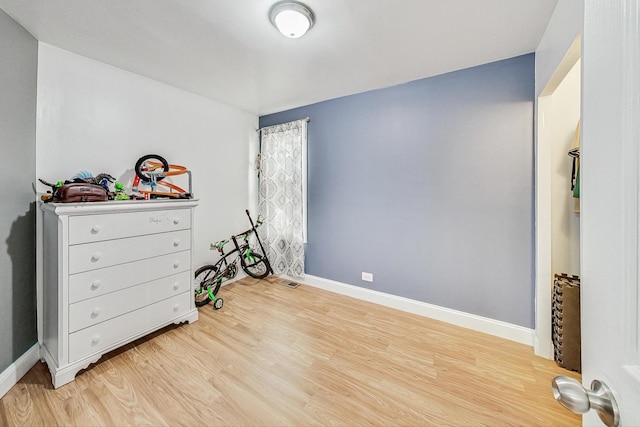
256, 116, 310, 132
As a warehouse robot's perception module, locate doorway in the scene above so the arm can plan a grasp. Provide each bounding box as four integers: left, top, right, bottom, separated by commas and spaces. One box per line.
535, 35, 582, 359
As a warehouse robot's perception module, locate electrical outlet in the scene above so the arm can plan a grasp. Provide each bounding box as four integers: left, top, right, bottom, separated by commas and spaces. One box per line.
361, 272, 373, 282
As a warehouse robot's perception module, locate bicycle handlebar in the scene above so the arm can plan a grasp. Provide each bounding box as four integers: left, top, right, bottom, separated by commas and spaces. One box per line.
210, 240, 230, 251
233, 228, 253, 240
210, 210, 265, 252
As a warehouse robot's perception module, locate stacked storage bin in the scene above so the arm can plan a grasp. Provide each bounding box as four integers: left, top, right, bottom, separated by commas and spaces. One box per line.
552, 274, 581, 372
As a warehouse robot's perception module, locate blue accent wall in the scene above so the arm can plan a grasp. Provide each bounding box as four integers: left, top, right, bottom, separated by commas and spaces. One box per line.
260, 54, 535, 328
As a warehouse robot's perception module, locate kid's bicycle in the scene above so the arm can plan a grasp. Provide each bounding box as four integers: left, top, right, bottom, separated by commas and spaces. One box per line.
194, 210, 273, 309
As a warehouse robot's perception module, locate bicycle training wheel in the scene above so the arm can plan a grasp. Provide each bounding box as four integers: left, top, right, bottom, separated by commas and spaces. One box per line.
240, 252, 270, 279
135, 154, 169, 182
194, 265, 221, 307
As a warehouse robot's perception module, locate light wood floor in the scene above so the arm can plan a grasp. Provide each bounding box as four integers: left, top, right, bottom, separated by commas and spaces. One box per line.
1, 276, 580, 426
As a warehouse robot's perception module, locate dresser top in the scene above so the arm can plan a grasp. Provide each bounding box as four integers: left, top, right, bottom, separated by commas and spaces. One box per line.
40, 199, 199, 215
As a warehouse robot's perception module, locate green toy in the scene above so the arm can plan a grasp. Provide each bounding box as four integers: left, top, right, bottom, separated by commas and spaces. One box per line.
114, 181, 130, 200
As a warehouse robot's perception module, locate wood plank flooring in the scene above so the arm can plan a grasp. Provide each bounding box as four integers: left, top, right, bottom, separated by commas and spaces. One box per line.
1, 276, 580, 426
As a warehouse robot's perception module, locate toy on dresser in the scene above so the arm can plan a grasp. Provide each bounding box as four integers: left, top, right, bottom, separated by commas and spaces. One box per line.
39, 171, 115, 202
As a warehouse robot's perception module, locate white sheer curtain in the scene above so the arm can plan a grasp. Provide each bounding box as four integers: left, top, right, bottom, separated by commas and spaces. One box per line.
258, 119, 306, 278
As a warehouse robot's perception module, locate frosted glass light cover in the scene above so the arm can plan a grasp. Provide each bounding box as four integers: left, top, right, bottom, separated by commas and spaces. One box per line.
269, 1, 315, 39
274, 10, 311, 38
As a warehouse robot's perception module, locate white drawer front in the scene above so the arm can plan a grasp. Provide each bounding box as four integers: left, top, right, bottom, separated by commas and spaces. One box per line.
69, 271, 190, 333
69, 209, 191, 244
69, 251, 191, 303
68, 292, 191, 362
68, 230, 190, 274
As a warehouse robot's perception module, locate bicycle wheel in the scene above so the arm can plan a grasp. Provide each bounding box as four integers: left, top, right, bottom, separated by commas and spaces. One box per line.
135, 154, 169, 182
194, 265, 221, 307
240, 251, 270, 279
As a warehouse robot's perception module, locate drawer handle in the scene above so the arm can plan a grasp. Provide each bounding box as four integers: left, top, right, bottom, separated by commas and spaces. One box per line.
90, 225, 102, 234
91, 335, 101, 346
173, 282, 180, 291
173, 239, 180, 247
90, 307, 101, 318
91, 280, 101, 290
173, 261, 180, 269
91, 253, 102, 263
173, 218, 180, 225
173, 304, 180, 312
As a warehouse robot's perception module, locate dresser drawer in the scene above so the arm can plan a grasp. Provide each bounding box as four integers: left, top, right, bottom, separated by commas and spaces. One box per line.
68, 209, 191, 244
68, 292, 191, 362
68, 229, 190, 274
69, 251, 191, 303
69, 271, 190, 333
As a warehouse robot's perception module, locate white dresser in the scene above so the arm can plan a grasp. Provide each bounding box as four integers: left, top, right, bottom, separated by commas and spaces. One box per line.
38, 200, 198, 388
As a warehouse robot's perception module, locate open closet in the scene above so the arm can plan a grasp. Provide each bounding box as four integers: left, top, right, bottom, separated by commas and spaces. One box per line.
535, 36, 581, 371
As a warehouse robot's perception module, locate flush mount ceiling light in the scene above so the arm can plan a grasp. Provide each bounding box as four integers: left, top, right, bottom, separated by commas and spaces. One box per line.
269, 1, 315, 39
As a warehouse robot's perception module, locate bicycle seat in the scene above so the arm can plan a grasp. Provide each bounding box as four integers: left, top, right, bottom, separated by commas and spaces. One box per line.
210, 240, 230, 252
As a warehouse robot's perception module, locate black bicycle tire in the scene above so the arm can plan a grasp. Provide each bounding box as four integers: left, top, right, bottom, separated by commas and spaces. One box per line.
240, 252, 270, 279
194, 265, 221, 307
135, 154, 169, 182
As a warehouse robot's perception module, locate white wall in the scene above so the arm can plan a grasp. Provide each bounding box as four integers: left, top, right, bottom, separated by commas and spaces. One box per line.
36, 43, 258, 267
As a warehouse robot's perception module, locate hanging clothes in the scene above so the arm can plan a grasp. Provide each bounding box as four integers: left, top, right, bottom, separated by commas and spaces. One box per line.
568, 121, 580, 213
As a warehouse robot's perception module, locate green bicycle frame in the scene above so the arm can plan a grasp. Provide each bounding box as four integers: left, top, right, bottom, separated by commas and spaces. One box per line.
245, 247, 254, 263
206, 286, 219, 303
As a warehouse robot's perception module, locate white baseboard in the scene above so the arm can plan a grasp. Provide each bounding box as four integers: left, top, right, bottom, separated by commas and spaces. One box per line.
0, 344, 40, 399
298, 274, 534, 346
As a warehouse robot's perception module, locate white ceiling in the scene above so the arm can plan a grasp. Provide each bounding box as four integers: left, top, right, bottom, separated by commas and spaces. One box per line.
0, 0, 558, 115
